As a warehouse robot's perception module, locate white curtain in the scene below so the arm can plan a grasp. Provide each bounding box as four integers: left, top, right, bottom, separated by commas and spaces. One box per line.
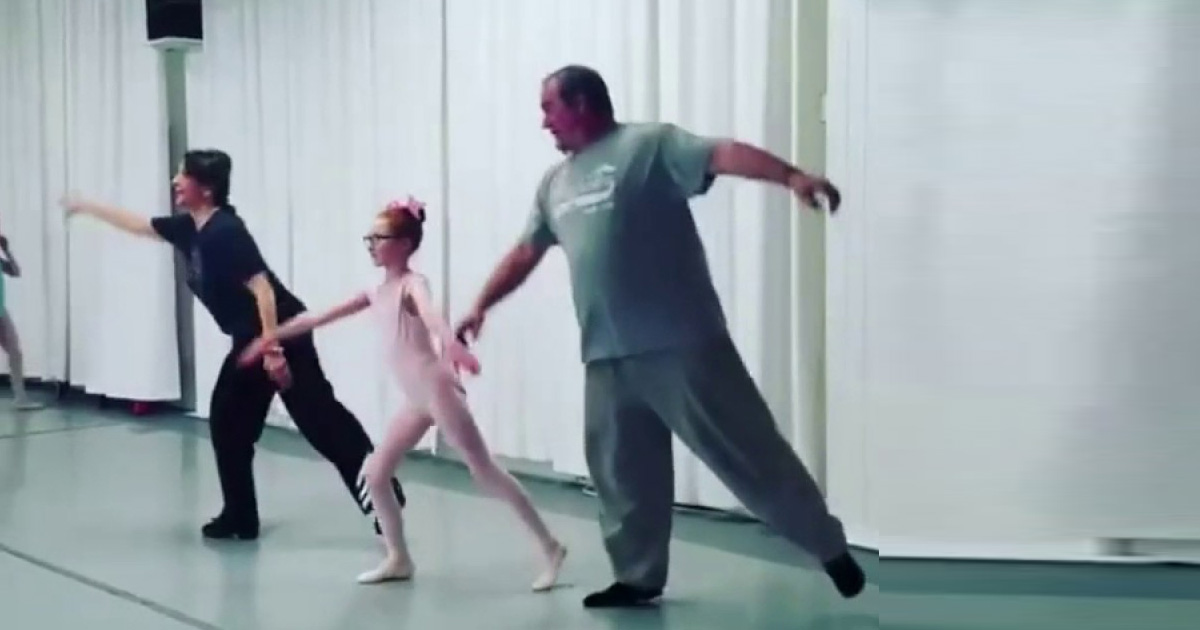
184, 0, 818, 511
657, 0, 802, 508
443, 0, 657, 482
184, 0, 443, 449
445, 0, 809, 509
0, 0, 65, 385
0, 0, 179, 402
826, 0, 1200, 556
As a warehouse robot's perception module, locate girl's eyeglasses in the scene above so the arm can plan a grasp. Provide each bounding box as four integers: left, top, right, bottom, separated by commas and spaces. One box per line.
362, 234, 397, 247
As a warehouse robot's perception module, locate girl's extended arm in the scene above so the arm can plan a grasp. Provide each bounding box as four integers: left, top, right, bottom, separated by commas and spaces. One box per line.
277, 292, 371, 341
238, 292, 370, 366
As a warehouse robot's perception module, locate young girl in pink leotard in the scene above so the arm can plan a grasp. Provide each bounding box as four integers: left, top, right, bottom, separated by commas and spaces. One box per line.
239, 197, 567, 590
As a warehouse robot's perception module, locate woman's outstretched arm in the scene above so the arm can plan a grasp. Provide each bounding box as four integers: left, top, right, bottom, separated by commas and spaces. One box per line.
61, 197, 161, 240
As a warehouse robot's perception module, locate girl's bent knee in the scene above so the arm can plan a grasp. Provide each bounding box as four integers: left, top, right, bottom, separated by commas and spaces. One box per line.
364, 459, 394, 493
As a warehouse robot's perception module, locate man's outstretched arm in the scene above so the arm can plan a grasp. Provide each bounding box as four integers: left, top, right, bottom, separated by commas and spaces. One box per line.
709, 140, 841, 212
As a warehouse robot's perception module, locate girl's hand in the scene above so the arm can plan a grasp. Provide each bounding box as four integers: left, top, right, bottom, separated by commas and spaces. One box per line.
445, 338, 481, 375
237, 337, 271, 366
238, 336, 284, 369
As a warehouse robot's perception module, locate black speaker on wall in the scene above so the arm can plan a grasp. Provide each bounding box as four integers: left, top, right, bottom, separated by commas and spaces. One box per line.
146, 0, 203, 42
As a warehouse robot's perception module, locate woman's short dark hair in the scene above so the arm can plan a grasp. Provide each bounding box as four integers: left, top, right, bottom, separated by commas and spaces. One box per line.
182, 149, 232, 207
547, 65, 614, 120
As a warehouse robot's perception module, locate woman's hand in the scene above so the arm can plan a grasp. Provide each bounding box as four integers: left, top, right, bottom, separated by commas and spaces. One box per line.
262, 346, 292, 389
60, 195, 91, 218
242, 337, 292, 389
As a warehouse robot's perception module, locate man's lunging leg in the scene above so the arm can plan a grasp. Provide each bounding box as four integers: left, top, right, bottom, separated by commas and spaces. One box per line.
582, 360, 676, 608
638, 336, 866, 599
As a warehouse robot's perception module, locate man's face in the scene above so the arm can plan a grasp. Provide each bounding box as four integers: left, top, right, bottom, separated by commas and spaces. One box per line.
540, 78, 586, 153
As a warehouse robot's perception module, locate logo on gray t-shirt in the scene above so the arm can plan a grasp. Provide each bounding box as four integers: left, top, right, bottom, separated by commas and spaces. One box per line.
522, 122, 729, 363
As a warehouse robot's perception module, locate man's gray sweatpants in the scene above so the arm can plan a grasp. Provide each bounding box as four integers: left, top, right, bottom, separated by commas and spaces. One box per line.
584, 334, 848, 591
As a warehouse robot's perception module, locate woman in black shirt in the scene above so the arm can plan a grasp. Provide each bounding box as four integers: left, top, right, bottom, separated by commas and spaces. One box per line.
62, 149, 405, 540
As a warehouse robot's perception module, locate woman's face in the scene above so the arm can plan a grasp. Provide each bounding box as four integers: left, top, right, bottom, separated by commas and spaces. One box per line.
364, 217, 407, 267
172, 164, 209, 209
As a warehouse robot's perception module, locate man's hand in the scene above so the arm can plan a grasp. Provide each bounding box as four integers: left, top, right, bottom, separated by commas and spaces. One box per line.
454, 308, 487, 345
788, 171, 842, 213
444, 338, 481, 376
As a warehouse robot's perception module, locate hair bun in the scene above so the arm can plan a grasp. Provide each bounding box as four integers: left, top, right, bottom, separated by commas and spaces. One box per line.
384, 196, 427, 224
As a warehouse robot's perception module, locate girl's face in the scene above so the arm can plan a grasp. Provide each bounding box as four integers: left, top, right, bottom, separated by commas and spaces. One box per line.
364, 217, 408, 267
171, 164, 209, 209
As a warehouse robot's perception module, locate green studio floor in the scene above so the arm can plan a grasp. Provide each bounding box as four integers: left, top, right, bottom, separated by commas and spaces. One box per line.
0, 395, 1195, 629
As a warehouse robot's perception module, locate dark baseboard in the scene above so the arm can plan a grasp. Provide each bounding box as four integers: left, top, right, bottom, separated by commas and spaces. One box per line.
0, 376, 189, 416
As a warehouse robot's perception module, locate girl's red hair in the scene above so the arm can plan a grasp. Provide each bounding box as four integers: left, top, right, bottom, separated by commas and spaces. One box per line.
379, 196, 427, 249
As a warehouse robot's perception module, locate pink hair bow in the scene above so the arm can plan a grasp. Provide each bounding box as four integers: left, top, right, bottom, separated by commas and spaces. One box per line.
387, 195, 426, 219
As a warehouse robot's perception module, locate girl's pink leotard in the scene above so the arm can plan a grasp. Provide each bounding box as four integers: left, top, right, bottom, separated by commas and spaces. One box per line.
367, 272, 458, 409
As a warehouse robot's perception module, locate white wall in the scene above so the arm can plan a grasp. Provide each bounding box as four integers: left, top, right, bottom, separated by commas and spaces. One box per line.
826, 0, 1200, 559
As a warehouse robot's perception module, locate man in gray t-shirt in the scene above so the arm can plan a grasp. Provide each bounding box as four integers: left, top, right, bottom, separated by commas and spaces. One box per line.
520, 119, 729, 363
456, 65, 865, 608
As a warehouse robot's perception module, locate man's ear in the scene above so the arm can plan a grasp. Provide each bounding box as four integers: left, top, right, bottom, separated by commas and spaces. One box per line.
566, 96, 589, 117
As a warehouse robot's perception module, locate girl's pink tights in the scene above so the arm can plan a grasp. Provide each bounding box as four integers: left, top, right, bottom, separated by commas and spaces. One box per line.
357, 380, 566, 591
